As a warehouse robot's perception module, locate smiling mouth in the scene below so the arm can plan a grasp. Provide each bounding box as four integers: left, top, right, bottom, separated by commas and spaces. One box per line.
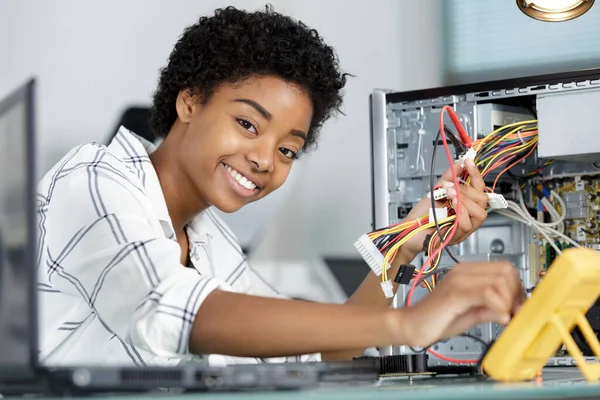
223, 163, 259, 191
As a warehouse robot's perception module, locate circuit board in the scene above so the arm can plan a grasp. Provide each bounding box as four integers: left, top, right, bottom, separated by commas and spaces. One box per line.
549, 176, 600, 245
523, 175, 600, 284
520, 175, 600, 358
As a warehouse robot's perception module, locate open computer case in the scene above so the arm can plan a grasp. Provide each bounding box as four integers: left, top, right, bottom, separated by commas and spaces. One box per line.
370, 68, 600, 367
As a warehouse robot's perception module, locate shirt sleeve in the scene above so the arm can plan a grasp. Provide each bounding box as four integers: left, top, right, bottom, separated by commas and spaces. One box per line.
246, 267, 285, 299
40, 154, 220, 358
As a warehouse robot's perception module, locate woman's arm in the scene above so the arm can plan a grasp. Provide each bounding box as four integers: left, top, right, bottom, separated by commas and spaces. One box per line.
190, 290, 401, 357
189, 261, 525, 359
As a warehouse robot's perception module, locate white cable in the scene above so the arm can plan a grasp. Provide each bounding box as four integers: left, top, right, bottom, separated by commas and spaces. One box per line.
510, 196, 580, 248
495, 208, 563, 254
537, 226, 563, 254
502, 202, 565, 244
516, 190, 564, 229
544, 225, 581, 248
493, 200, 582, 249
496, 206, 561, 248
547, 189, 566, 232
541, 197, 564, 234
550, 189, 567, 231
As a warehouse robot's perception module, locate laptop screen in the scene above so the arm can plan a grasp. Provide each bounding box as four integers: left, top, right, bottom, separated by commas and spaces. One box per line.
0, 80, 37, 373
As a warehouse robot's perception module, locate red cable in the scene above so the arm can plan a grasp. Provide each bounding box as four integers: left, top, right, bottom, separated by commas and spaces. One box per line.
447, 108, 472, 148
491, 144, 537, 191
379, 220, 421, 253
406, 105, 478, 364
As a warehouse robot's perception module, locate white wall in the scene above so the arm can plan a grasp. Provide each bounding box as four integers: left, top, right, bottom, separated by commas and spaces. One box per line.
0, 0, 278, 177
0, 0, 444, 281
251, 0, 445, 259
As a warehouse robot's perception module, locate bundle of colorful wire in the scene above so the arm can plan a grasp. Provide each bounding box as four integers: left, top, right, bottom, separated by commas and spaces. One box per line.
355, 108, 545, 363
365, 215, 450, 283
419, 218, 454, 292
462, 120, 539, 191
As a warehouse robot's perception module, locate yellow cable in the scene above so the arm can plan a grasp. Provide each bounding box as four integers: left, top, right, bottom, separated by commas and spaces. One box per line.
374, 120, 541, 288
380, 217, 456, 282
423, 279, 433, 292
473, 121, 537, 153
468, 123, 538, 185
479, 140, 537, 178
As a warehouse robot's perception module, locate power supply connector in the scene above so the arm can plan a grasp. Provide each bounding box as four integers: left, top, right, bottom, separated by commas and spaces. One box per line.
486, 193, 508, 210
429, 207, 448, 223
394, 264, 416, 285
380, 280, 394, 299
426, 187, 449, 201
353, 234, 392, 276
426, 188, 507, 210
459, 147, 477, 168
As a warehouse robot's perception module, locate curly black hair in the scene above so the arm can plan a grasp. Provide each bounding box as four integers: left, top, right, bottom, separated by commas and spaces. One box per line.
150, 5, 349, 151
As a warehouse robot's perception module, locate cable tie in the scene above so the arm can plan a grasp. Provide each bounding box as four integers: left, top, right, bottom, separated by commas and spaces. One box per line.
517, 130, 526, 145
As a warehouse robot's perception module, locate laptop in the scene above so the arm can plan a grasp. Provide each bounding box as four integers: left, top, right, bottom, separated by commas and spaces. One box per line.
0, 79, 378, 394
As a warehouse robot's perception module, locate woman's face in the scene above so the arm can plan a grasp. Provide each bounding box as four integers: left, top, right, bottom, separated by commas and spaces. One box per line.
176, 76, 313, 213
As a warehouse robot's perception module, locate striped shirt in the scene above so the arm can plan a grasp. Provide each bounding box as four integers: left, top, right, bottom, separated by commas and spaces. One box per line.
36, 126, 320, 367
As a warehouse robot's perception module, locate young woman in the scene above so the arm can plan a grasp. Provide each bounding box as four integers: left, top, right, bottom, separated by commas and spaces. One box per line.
36, 6, 525, 366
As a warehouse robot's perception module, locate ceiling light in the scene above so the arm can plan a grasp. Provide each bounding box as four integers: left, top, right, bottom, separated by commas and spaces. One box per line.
517, 0, 594, 21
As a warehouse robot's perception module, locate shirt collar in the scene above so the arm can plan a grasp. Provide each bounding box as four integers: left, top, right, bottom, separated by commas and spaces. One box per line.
107, 126, 173, 230
107, 126, 212, 243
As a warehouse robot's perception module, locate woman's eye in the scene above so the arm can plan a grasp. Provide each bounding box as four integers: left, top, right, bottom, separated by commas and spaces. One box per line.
237, 119, 257, 134
280, 148, 299, 160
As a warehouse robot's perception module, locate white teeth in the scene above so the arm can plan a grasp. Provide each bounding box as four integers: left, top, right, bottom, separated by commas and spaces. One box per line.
224, 164, 257, 191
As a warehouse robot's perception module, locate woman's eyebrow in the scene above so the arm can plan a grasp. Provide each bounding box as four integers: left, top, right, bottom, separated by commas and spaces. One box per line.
233, 98, 306, 140
233, 98, 272, 120
291, 129, 307, 141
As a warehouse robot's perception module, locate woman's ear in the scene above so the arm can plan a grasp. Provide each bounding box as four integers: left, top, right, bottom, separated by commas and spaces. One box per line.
175, 89, 200, 124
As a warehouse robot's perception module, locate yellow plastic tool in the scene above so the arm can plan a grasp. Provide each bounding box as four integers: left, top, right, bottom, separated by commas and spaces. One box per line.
482, 247, 600, 382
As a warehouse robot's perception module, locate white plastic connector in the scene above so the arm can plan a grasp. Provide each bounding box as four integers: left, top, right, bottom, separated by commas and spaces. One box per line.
486, 193, 508, 210
353, 234, 392, 276
429, 207, 448, 222
380, 280, 394, 299
459, 147, 477, 168
426, 187, 448, 201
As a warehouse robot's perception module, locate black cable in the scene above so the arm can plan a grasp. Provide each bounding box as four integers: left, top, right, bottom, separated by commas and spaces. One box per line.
375, 124, 460, 274
442, 125, 467, 158
506, 168, 544, 183
404, 126, 461, 339
458, 333, 490, 349
405, 127, 472, 354
430, 127, 460, 264
409, 345, 427, 354
408, 121, 536, 369
410, 125, 491, 357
